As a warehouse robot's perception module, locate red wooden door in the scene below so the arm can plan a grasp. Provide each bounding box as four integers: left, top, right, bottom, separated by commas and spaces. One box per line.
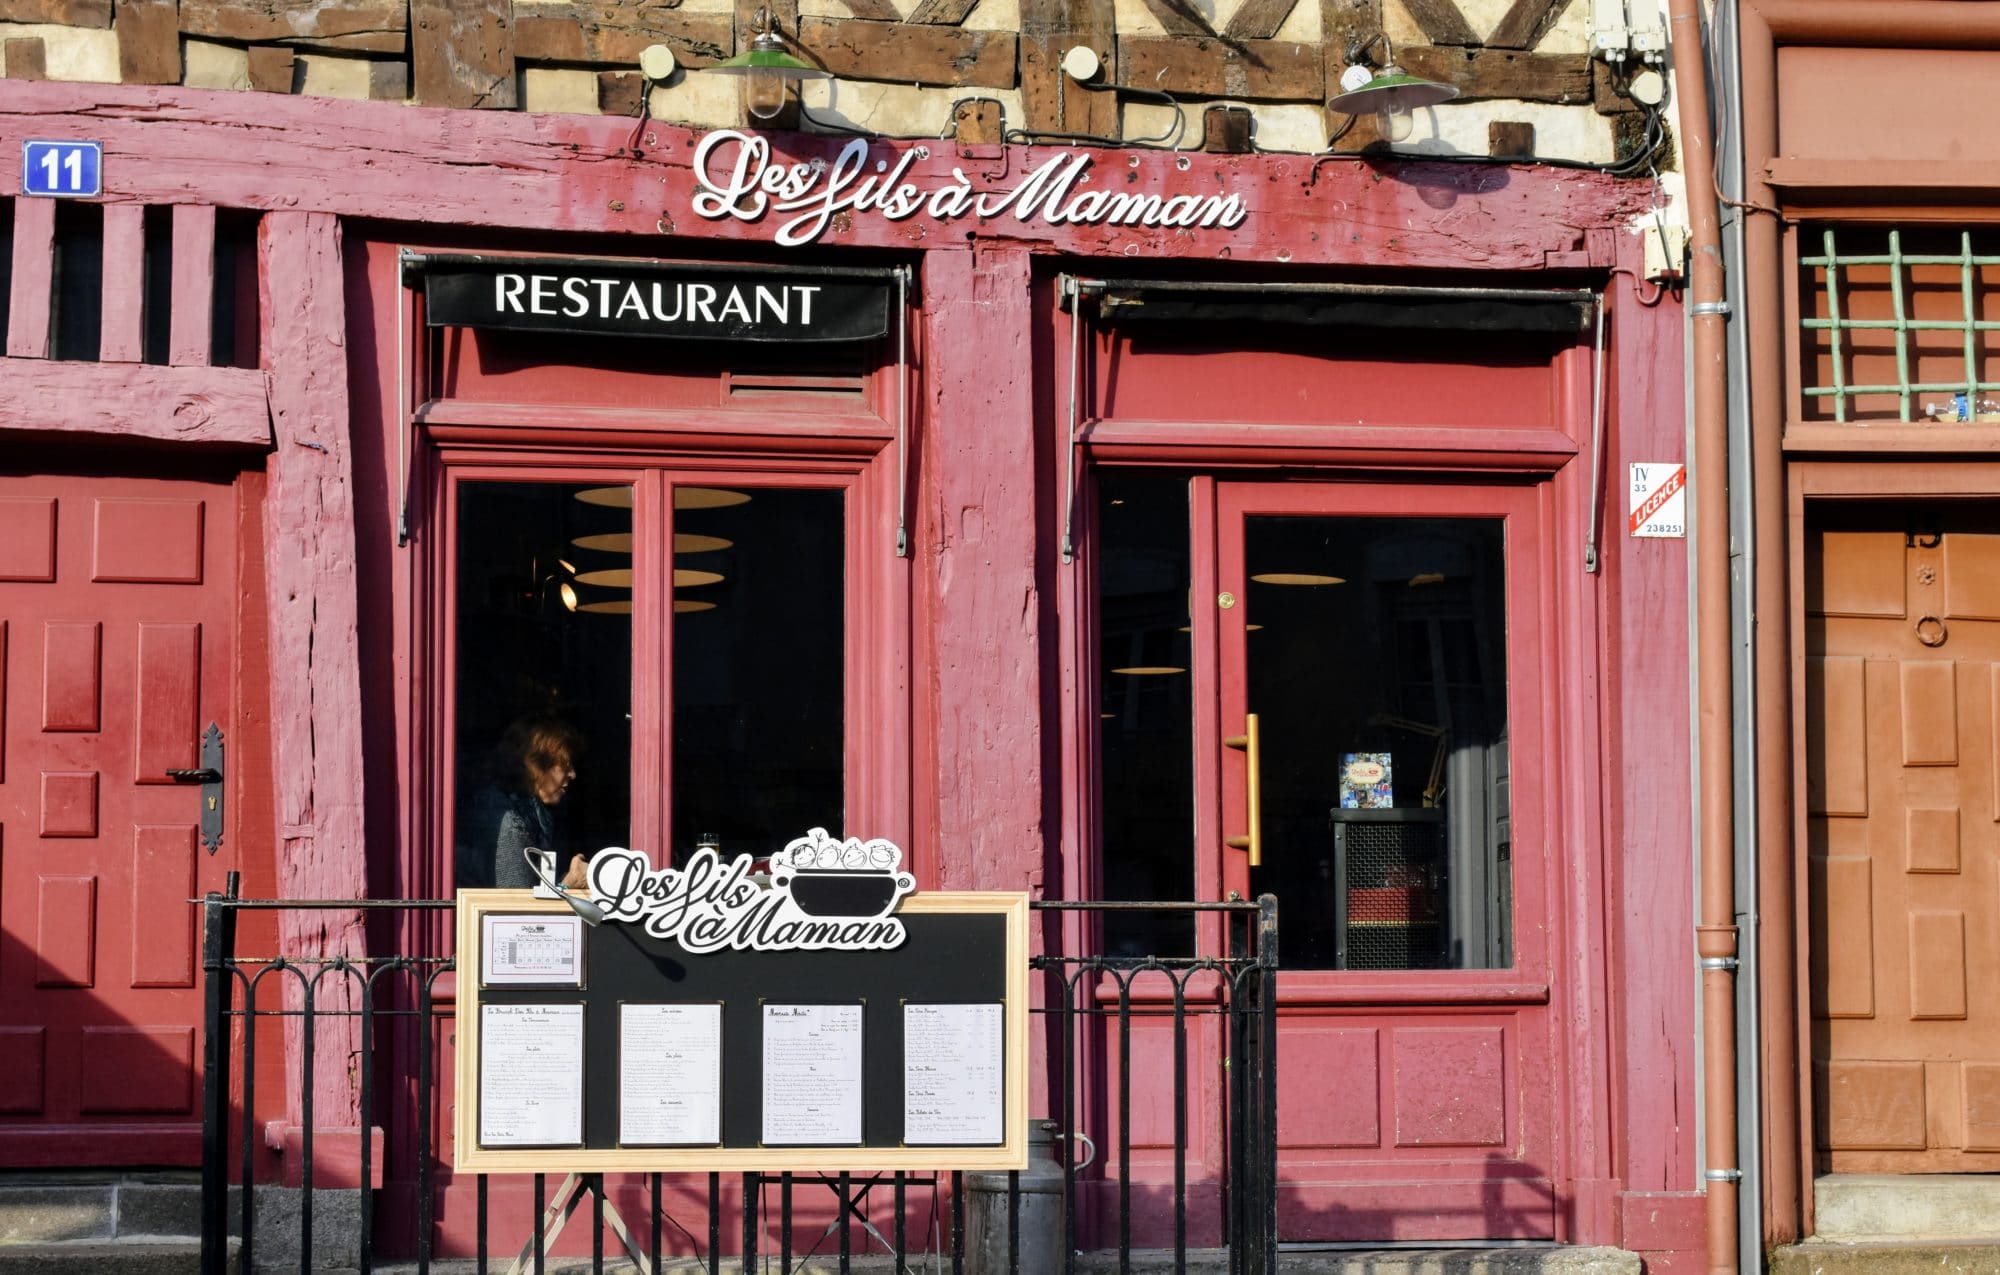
0, 470, 238, 1166
1213, 480, 1558, 1242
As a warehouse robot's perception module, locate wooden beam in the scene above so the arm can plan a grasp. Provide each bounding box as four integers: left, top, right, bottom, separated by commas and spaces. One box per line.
0, 361, 270, 446
1020, 0, 1115, 136
908, 0, 984, 25
6, 197, 54, 359
256, 209, 368, 1133
1323, 0, 1381, 149
1136, 0, 1214, 39
1399, 0, 1478, 46
168, 204, 216, 368
951, 97, 1004, 143
796, 19, 1017, 89
368, 57, 409, 101
1487, 0, 1575, 50
411, 0, 517, 108
1225, 0, 1302, 41
1488, 119, 1536, 157
837, 0, 903, 20
115, 0, 182, 85
1, 0, 110, 25
98, 202, 145, 363
1399, 46, 1592, 103
514, 5, 732, 66
248, 45, 297, 93
1203, 105, 1255, 152
179, 0, 408, 53
1118, 36, 1322, 101
597, 69, 646, 117
0, 82, 1657, 268
5, 39, 48, 81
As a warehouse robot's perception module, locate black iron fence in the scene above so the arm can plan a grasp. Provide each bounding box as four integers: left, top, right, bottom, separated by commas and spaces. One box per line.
199, 885, 1277, 1274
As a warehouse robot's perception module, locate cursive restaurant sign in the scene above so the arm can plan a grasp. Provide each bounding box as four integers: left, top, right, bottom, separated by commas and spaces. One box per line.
691, 130, 1249, 248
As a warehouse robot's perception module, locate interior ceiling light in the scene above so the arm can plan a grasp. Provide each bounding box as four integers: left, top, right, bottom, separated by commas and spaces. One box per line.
1408, 572, 1447, 586
1110, 665, 1187, 676
675, 533, 734, 554
675, 568, 725, 588
1251, 572, 1345, 586
1327, 34, 1458, 144
574, 532, 634, 553
708, 8, 829, 121
577, 599, 634, 615
557, 582, 579, 612
675, 599, 719, 614
674, 487, 753, 510
575, 486, 635, 508
575, 568, 635, 588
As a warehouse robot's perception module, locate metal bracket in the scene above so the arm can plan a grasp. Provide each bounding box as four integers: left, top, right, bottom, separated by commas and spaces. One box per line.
1704, 1168, 1743, 1183
1698, 956, 1739, 971
167, 723, 225, 854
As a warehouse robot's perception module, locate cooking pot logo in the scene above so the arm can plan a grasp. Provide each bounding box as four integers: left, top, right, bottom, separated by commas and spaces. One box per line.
773, 827, 917, 920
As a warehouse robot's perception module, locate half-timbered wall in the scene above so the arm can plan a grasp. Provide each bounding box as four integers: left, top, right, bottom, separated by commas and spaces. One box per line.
0, 0, 1654, 160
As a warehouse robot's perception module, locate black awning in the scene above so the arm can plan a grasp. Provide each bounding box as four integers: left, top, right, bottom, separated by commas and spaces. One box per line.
404, 252, 895, 344
1089, 280, 1596, 334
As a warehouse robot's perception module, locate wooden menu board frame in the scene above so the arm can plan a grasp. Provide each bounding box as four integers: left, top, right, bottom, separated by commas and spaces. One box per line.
453, 889, 1029, 1174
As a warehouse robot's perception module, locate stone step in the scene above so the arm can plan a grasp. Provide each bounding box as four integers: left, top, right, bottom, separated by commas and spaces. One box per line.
1813, 1173, 2000, 1242
0, 1178, 200, 1245
350, 1248, 1642, 1275
1772, 1242, 2000, 1275
0, 1240, 235, 1273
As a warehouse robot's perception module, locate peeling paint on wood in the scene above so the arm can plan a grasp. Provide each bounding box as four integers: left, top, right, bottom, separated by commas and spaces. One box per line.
923, 246, 1043, 893
796, 18, 1017, 89
258, 209, 369, 1129
0, 361, 271, 444
168, 204, 216, 367
412, 0, 517, 108
1119, 36, 1322, 101
179, 0, 410, 53
6, 196, 54, 359
115, 0, 181, 85
951, 96, 1003, 142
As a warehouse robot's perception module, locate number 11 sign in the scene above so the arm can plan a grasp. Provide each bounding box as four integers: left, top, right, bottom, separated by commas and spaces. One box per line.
22, 141, 101, 198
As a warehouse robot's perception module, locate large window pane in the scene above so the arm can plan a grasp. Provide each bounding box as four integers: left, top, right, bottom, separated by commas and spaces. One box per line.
1096, 474, 1196, 957
453, 482, 634, 889
1245, 516, 1511, 970
670, 486, 844, 860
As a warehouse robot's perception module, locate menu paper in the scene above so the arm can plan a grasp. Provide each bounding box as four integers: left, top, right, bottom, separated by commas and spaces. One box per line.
482, 913, 584, 986
479, 1003, 585, 1147
903, 1003, 1004, 1145
619, 1003, 724, 1146
761, 1004, 864, 1145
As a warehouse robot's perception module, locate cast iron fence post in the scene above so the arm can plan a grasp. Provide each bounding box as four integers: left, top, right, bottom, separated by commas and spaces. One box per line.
199, 873, 240, 1275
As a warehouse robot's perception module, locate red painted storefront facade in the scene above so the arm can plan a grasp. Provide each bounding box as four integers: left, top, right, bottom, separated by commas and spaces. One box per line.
0, 81, 1702, 1266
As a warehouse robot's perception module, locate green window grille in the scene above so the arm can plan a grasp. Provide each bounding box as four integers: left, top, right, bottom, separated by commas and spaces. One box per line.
1800, 226, 2000, 422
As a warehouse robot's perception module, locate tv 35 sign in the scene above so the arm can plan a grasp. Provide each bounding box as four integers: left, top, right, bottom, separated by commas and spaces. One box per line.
21, 141, 101, 198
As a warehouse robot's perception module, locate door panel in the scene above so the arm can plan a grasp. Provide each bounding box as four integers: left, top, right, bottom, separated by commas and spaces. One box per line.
1215, 481, 1556, 1242
0, 472, 238, 1166
1808, 505, 2000, 1173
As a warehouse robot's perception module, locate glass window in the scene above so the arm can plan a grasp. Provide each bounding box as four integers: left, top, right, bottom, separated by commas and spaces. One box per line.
670, 485, 844, 859
1096, 474, 1196, 957
452, 481, 634, 890
1245, 516, 1511, 971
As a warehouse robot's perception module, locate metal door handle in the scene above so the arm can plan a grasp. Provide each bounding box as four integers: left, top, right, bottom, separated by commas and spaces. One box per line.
1224, 713, 1262, 867
165, 769, 221, 784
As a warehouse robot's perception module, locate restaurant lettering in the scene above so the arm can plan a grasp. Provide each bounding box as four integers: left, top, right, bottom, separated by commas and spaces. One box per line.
692, 130, 1250, 248
419, 255, 890, 343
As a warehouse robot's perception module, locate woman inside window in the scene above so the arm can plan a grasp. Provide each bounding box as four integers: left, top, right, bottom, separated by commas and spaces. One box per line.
456, 714, 583, 890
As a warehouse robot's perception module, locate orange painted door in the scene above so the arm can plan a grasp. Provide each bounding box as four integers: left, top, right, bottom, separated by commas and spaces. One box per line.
1213, 480, 1558, 1240
0, 469, 239, 1167
1807, 505, 2000, 1171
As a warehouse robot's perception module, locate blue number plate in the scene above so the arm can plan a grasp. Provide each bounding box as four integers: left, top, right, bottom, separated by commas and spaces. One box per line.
22, 140, 102, 198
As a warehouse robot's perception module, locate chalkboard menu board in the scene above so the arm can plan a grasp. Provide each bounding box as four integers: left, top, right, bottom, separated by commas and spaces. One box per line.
454, 890, 1029, 1174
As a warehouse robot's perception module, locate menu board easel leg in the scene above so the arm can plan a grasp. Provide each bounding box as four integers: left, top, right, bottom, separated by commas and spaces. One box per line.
504, 1173, 651, 1275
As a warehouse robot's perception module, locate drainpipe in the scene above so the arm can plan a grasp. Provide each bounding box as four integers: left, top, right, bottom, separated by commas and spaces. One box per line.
1666, 1, 1740, 1273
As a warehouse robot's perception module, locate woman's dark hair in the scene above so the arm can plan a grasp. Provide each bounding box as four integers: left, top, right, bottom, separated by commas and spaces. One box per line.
491, 715, 582, 793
